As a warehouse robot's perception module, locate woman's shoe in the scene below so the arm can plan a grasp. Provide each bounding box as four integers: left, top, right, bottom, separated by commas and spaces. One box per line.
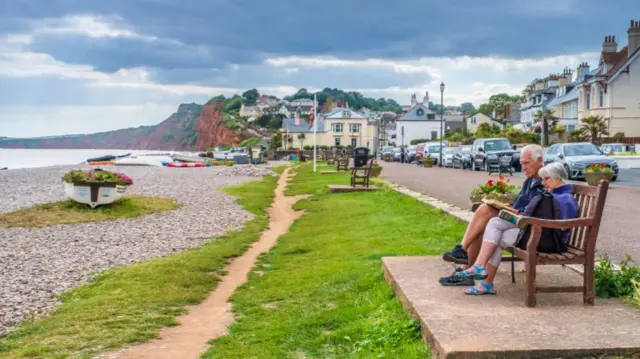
464, 281, 496, 295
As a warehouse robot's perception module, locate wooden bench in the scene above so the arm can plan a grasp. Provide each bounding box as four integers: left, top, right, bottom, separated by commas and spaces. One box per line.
336, 157, 350, 171
327, 154, 336, 165
472, 180, 609, 307
351, 159, 374, 187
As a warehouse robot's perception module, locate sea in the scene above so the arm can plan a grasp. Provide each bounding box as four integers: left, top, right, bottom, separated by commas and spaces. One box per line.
0, 149, 180, 169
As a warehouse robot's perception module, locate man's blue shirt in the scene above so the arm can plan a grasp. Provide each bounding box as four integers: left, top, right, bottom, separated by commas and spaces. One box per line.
512, 177, 544, 212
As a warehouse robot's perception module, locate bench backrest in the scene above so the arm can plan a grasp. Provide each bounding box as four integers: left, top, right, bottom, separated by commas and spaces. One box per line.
568, 180, 609, 251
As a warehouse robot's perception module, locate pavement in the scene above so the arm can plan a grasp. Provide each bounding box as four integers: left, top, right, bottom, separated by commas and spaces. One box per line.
383, 256, 640, 359
381, 161, 640, 264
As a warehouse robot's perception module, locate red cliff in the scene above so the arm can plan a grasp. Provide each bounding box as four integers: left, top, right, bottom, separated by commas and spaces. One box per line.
195, 102, 241, 150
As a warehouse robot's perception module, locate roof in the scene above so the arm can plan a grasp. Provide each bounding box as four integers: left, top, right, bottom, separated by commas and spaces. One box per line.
323, 108, 367, 119
443, 114, 464, 123
546, 85, 578, 107
396, 103, 437, 121
609, 46, 640, 83
281, 117, 326, 133
504, 109, 522, 124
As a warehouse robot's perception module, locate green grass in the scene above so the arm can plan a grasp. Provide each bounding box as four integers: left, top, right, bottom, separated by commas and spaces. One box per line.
0, 196, 180, 228
203, 164, 466, 358
0, 170, 284, 359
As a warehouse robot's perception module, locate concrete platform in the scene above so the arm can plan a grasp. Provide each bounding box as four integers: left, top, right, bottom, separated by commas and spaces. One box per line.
382, 256, 640, 359
327, 184, 380, 193
320, 170, 341, 174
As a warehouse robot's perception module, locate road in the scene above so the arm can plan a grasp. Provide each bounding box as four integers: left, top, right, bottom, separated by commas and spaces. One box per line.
381, 161, 639, 264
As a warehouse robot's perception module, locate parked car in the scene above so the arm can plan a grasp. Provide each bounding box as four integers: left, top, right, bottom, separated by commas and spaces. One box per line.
442, 147, 459, 167
422, 143, 446, 166
452, 145, 472, 169
407, 145, 418, 163
544, 142, 618, 180
470, 138, 520, 172
381, 146, 394, 159
600, 143, 635, 154
392, 148, 402, 162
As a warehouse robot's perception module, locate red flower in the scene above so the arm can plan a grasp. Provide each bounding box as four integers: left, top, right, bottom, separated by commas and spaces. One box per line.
498, 175, 505, 181
599, 163, 605, 168
487, 180, 494, 186
590, 164, 596, 168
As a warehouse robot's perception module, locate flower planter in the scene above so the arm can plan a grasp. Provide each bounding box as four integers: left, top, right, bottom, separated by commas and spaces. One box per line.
420, 158, 435, 167
469, 192, 518, 205
64, 182, 128, 208
370, 167, 382, 178
584, 171, 613, 186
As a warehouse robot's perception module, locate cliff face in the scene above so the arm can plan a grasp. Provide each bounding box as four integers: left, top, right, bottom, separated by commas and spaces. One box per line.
0, 103, 225, 150
195, 101, 241, 149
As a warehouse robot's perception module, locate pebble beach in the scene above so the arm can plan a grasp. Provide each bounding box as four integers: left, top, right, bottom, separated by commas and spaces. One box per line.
0, 164, 277, 336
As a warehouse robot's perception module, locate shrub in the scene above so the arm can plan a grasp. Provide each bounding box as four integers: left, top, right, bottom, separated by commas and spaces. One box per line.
595, 256, 640, 298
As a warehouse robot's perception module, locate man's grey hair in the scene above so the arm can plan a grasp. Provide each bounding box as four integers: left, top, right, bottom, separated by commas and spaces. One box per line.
539, 162, 568, 182
521, 144, 544, 161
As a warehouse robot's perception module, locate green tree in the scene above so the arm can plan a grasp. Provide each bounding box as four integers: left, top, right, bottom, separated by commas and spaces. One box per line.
242, 89, 260, 105
533, 108, 559, 146
459, 102, 475, 113
581, 115, 610, 144
205, 94, 226, 105
270, 132, 283, 149
297, 133, 306, 148
222, 95, 242, 113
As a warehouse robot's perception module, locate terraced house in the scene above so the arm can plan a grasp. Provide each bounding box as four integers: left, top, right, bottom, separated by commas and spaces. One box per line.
575, 21, 640, 136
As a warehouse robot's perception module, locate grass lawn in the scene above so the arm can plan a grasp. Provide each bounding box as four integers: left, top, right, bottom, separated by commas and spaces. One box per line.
0, 168, 284, 359
0, 196, 180, 228
203, 164, 466, 358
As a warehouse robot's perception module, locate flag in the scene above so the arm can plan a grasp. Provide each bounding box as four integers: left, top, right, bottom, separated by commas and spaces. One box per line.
309, 105, 315, 128
294, 112, 300, 126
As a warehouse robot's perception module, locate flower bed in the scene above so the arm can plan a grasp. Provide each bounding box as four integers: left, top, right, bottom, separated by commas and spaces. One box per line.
469, 175, 520, 204
62, 169, 133, 208
370, 161, 382, 177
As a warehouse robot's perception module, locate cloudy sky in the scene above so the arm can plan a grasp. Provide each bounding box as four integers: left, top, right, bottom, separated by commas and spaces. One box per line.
0, 0, 636, 137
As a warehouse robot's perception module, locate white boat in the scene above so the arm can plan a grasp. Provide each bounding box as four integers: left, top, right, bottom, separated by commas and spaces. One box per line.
171, 154, 206, 163
113, 156, 168, 167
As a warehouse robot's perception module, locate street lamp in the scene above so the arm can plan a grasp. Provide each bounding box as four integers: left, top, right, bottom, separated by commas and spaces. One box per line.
439, 82, 445, 167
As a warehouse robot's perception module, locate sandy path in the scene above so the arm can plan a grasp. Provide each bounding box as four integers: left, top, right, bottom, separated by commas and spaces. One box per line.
100, 167, 306, 359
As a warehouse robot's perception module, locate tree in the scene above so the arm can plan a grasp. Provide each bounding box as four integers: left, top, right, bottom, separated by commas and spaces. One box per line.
581, 115, 610, 144
568, 129, 588, 143
533, 108, 559, 146
297, 133, 306, 148
222, 95, 242, 113
459, 102, 475, 114
612, 132, 626, 141
241, 89, 260, 105
205, 94, 226, 105
255, 114, 272, 128
270, 132, 283, 149
475, 93, 523, 118
269, 115, 283, 129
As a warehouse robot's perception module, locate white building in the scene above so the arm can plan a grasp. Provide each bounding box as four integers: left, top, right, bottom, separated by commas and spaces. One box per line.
395, 103, 441, 145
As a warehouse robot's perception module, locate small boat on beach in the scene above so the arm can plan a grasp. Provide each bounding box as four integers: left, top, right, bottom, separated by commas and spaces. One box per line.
86, 155, 117, 162
163, 162, 211, 168
113, 156, 167, 167
171, 153, 206, 163
0, 167, 7, 171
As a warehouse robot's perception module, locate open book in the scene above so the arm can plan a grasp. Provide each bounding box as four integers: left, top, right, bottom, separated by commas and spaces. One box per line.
482, 198, 516, 213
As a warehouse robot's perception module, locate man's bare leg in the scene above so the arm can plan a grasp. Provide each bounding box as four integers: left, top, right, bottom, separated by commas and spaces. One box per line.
461, 203, 498, 250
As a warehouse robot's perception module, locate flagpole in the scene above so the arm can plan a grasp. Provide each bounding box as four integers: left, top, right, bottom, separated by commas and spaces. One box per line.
313, 94, 317, 172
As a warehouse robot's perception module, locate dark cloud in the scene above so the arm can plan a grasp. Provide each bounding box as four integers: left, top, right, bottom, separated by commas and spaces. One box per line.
3, 0, 638, 74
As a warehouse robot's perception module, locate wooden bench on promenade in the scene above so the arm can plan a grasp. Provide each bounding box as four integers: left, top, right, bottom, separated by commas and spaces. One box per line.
471, 180, 610, 307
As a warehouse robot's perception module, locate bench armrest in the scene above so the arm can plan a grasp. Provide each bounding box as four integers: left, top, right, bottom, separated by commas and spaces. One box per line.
512, 214, 594, 230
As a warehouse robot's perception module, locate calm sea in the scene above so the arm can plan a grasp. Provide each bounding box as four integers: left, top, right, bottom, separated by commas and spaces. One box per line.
0, 149, 176, 169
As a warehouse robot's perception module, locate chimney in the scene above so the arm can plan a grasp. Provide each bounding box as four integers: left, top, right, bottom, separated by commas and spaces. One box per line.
423, 91, 429, 105
602, 35, 618, 53
629, 20, 640, 58
576, 62, 590, 79
504, 103, 512, 119
410, 93, 417, 106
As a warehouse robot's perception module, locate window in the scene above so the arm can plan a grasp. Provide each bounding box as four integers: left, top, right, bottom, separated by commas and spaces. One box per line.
586, 93, 591, 109
431, 131, 438, 140
427, 114, 435, 120
351, 138, 357, 146
566, 124, 576, 131
349, 124, 360, 133
470, 117, 477, 124
599, 89, 604, 107
546, 144, 559, 156
342, 111, 351, 118
332, 123, 343, 132
334, 137, 341, 146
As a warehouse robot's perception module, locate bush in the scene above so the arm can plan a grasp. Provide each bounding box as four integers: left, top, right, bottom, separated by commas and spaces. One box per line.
595, 256, 640, 298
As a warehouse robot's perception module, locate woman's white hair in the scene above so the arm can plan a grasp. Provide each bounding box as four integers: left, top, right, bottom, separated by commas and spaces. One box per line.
521, 144, 544, 161
539, 162, 568, 182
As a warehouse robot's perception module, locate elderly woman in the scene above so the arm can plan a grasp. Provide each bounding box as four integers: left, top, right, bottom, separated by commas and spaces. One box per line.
455, 162, 579, 295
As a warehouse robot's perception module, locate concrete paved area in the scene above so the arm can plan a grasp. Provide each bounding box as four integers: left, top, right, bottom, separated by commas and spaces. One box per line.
381, 162, 640, 263
383, 256, 640, 359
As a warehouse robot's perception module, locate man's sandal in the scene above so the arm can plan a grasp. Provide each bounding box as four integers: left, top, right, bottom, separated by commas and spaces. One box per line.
455, 264, 488, 280
464, 281, 496, 295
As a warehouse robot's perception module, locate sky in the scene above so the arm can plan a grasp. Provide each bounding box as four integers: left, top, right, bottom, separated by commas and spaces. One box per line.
0, 0, 637, 137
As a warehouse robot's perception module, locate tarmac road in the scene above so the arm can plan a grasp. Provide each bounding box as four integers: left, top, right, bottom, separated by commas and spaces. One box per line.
381, 161, 639, 264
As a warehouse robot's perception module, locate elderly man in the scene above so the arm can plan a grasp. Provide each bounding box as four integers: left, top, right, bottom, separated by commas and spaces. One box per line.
439, 144, 545, 286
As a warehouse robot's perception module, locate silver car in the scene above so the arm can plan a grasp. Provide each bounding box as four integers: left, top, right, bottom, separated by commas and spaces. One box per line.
544, 142, 618, 180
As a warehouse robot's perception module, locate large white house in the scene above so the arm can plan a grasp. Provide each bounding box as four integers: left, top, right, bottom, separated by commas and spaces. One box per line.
574, 21, 640, 136
395, 103, 441, 145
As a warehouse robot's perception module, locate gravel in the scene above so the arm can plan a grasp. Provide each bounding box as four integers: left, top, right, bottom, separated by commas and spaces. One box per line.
0, 164, 275, 336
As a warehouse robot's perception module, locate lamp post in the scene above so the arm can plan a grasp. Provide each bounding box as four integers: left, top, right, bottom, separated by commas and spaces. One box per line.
439, 82, 445, 167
